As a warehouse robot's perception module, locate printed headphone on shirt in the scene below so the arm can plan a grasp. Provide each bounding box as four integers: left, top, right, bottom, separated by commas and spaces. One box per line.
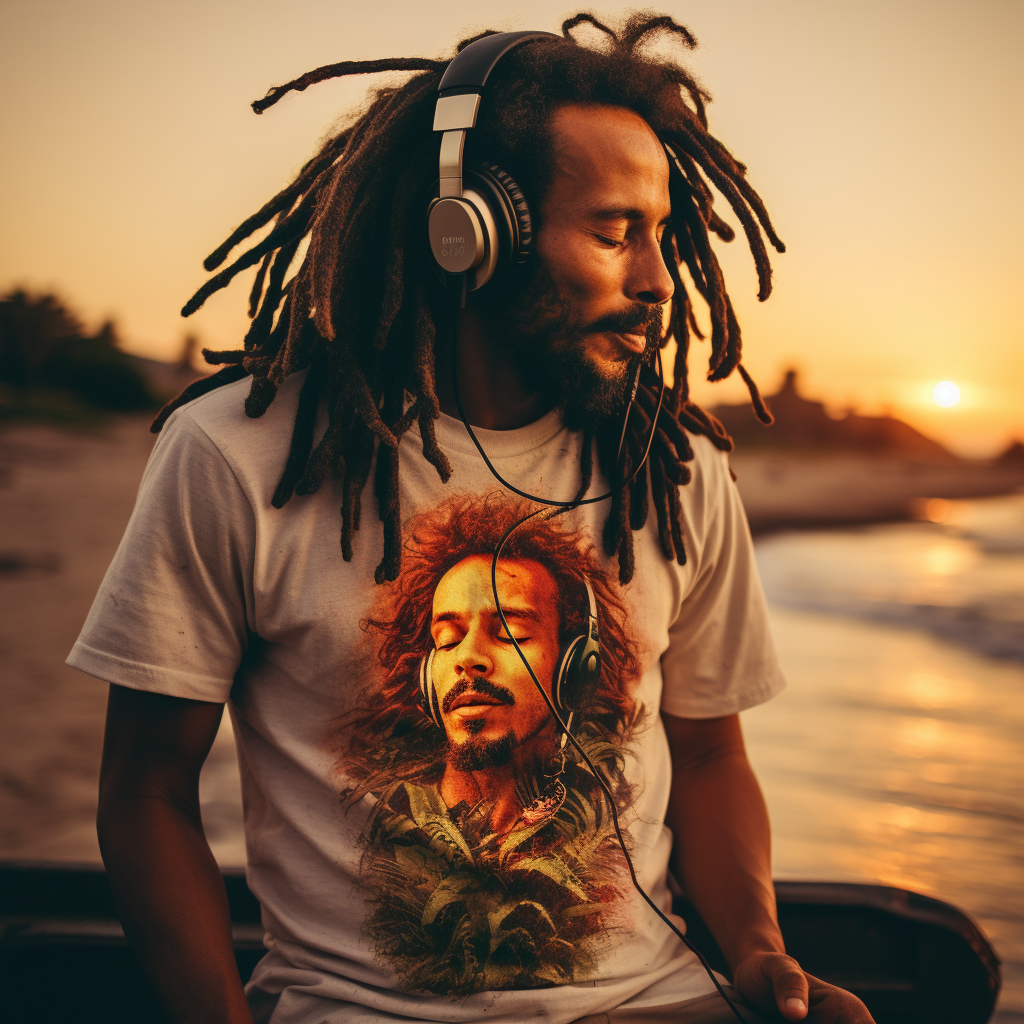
418, 577, 602, 738
426, 31, 557, 293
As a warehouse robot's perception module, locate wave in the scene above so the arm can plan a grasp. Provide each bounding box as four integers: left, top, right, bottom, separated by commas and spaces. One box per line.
755, 495, 1024, 665
768, 592, 1024, 665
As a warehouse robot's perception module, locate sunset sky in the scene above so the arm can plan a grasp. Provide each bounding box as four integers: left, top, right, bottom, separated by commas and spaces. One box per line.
2, 0, 1021, 455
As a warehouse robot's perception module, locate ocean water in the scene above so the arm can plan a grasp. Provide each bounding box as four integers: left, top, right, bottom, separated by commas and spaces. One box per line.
754, 493, 1024, 663
744, 493, 1024, 1019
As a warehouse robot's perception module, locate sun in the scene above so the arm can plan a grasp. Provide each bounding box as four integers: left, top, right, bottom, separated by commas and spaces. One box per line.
932, 381, 960, 408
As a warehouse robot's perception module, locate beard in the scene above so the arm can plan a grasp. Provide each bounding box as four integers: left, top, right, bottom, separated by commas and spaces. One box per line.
448, 729, 517, 771
496, 262, 663, 430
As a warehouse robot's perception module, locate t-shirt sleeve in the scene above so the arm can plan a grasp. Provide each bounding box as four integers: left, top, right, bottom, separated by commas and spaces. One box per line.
67, 408, 256, 702
659, 442, 785, 718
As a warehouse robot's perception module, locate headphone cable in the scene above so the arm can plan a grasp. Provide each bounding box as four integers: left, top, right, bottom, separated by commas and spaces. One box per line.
444, 285, 751, 1024
448, 299, 664, 507
490, 518, 750, 1024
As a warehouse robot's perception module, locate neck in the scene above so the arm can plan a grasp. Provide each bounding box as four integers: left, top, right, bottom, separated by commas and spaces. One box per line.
434, 304, 553, 430
439, 728, 556, 834
439, 763, 523, 834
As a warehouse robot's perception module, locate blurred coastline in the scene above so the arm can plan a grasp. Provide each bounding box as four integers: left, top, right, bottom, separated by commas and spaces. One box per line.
1, 379, 1022, 1017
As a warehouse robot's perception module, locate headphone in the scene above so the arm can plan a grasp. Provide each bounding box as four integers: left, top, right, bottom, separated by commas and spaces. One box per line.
418, 576, 601, 742
426, 31, 557, 294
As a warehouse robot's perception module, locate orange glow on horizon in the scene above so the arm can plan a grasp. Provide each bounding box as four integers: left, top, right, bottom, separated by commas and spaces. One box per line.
2, 0, 1022, 456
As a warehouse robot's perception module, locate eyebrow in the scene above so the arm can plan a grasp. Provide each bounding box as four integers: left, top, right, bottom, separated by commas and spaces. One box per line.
431, 611, 463, 627
431, 606, 541, 627
592, 206, 673, 226
492, 606, 541, 624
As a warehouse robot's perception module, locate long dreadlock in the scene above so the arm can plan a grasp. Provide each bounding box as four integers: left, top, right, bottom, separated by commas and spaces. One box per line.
155, 12, 783, 585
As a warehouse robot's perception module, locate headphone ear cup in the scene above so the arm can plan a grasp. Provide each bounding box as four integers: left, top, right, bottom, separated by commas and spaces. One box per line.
476, 161, 533, 266
419, 649, 443, 729
465, 162, 533, 270
553, 578, 601, 721
553, 634, 602, 718
553, 636, 583, 717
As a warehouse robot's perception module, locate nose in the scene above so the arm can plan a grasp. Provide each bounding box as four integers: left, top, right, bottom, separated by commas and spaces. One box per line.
454, 623, 493, 679
628, 236, 674, 307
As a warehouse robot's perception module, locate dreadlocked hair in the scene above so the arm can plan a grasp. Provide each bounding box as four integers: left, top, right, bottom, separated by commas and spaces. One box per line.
156, 11, 783, 586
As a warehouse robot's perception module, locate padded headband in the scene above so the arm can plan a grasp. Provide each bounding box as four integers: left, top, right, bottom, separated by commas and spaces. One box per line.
433, 31, 556, 199
438, 31, 557, 95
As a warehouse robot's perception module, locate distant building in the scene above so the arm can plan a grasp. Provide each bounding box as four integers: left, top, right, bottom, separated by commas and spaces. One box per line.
124, 354, 205, 404
995, 440, 1024, 467
712, 369, 956, 462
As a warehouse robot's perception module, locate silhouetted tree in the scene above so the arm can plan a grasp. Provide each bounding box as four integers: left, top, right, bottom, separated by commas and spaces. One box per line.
0, 290, 154, 411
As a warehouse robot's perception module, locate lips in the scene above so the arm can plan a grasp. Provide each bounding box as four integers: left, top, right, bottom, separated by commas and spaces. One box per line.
441, 676, 516, 716
612, 330, 648, 355
449, 692, 507, 712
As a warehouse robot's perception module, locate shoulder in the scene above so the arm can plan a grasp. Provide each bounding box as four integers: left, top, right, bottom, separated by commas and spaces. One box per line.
680, 430, 733, 517
169, 369, 306, 445
159, 369, 310, 485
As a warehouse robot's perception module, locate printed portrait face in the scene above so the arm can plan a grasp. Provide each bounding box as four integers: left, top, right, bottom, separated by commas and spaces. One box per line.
429, 555, 562, 770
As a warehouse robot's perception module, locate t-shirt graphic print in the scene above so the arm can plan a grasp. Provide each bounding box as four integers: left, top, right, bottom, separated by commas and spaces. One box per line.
332, 492, 646, 995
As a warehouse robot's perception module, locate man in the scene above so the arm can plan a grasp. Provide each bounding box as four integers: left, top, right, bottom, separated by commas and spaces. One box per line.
71, 13, 874, 1024
336, 493, 644, 995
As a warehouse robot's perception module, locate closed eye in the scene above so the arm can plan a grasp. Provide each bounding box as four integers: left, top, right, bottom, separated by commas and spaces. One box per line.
593, 233, 623, 248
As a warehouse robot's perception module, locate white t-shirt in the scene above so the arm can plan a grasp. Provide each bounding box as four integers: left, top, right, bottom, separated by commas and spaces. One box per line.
69, 371, 784, 1024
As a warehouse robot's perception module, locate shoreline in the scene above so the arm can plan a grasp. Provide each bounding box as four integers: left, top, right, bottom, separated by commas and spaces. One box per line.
731, 451, 1024, 534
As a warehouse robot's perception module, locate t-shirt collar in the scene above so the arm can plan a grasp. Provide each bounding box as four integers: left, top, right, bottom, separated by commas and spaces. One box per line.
421, 406, 568, 458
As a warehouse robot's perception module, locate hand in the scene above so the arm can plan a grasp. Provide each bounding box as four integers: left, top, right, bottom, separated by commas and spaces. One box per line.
732, 951, 875, 1022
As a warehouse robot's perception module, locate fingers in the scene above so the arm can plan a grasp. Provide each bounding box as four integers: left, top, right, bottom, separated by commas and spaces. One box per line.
732, 952, 876, 1022
804, 973, 877, 1023
762, 956, 809, 1020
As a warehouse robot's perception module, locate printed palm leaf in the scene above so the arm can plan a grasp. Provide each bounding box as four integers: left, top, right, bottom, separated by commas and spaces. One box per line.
573, 731, 627, 784
480, 899, 575, 989
508, 855, 589, 901
486, 899, 557, 944
558, 792, 623, 868
496, 815, 555, 862
421, 871, 483, 926
400, 782, 475, 865
391, 843, 434, 878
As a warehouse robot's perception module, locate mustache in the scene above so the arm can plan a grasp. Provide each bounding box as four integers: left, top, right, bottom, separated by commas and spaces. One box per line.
583, 303, 663, 337
441, 676, 516, 715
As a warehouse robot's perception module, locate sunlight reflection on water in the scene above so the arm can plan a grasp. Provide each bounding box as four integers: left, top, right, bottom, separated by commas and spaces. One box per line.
743, 604, 1024, 1015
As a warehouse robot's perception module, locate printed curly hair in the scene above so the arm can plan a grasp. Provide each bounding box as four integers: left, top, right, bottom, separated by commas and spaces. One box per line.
337, 492, 642, 806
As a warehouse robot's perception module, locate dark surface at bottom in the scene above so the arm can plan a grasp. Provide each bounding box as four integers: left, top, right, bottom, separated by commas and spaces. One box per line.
0, 864, 1002, 1023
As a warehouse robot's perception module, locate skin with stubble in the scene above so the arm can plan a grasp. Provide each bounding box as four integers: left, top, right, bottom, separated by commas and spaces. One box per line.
430, 555, 562, 833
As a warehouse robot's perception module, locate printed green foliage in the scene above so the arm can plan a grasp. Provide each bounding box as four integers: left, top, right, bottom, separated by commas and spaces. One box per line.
354, 728, 635, 995
509, 856, 589, 901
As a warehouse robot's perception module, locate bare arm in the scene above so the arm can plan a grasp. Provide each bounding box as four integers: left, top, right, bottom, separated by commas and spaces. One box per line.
663, 711, 782, 968
97, 684, 254, 1024
663, 710, 873, 1023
